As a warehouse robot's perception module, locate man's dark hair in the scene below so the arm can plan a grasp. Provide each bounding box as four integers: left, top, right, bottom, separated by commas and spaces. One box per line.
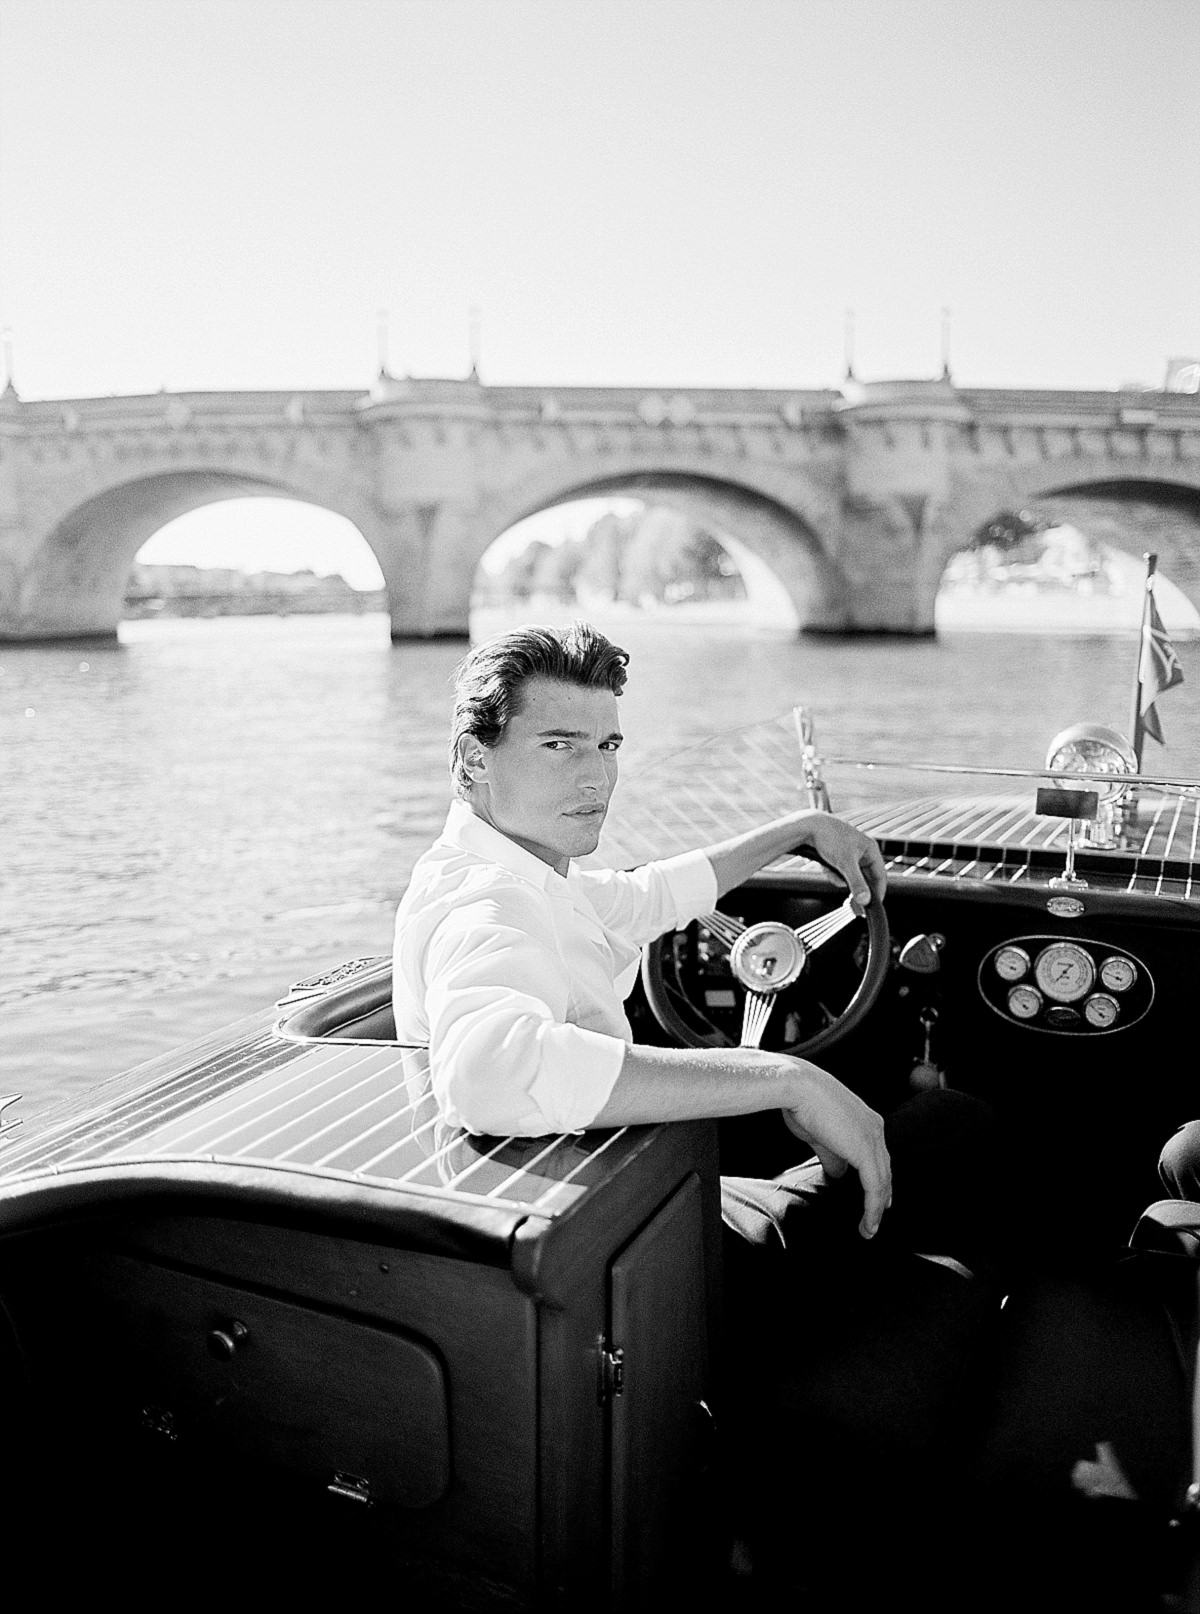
449, 621, 629, 794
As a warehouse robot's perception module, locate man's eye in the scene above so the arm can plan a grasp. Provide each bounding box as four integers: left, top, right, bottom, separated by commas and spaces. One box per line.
601, 741, 622, 752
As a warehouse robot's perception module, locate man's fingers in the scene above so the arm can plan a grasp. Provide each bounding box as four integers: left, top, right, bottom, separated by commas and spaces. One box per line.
858, 1143, 893, 1239
812, 1137, 892, 1238
865, 846, 888, 906
854, 845, 887, 908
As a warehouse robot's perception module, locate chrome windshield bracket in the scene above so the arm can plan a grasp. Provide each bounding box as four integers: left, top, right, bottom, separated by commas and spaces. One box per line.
794, 707, 833, 813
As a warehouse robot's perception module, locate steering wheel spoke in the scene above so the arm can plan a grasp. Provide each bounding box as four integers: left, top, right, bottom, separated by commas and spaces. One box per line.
697, 911, 747, 951
740, 989, 777, 1050
795, 896, 860, 952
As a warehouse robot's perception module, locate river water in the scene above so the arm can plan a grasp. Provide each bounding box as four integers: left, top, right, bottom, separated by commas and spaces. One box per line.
4, 608, 1198, 1117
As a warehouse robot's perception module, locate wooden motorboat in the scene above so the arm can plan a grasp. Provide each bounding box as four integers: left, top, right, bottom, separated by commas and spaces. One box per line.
2, 710, 1198, 1608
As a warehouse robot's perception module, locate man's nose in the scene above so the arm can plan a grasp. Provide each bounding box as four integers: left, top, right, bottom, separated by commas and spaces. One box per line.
580, 750, 610, 792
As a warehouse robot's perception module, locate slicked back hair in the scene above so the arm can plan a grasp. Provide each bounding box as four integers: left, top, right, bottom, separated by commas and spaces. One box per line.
449, 622, 629, 794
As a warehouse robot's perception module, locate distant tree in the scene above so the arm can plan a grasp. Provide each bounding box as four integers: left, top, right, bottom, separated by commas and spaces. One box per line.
974, 508, 1051, 553
488, 505, 746, 608
531, 538, 586, 603
499, 540, 552, 599
620, 508, 687, 602
576, 511, 629, 602
676, 530, 745, 600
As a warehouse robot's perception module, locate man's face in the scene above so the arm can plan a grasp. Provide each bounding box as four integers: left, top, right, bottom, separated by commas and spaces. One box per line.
466, 676, 623, 872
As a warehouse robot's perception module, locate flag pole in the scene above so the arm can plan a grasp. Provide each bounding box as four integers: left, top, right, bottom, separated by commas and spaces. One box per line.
1129, 552, 1158, 773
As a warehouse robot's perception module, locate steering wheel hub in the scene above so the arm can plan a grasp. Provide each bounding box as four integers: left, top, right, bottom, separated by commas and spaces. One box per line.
729, 922, 808, 994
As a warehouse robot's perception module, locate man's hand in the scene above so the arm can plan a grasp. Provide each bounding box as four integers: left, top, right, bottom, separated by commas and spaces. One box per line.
790, 810, 887, 912
781, 1059, 892, 1238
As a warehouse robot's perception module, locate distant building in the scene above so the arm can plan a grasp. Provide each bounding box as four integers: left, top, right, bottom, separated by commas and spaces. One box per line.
124, 563, 386, 619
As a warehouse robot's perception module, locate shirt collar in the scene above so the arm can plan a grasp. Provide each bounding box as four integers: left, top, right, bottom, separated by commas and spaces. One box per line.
440, 798, 567, 891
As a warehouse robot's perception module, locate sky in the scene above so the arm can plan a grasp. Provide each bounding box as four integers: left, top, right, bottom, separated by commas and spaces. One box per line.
1, 0, 1197, 577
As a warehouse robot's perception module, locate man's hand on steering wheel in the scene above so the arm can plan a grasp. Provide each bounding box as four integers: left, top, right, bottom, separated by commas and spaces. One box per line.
787, 810, 888, 913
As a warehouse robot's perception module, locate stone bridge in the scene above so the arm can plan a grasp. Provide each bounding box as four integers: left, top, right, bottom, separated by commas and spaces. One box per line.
1, 373, 1198, 641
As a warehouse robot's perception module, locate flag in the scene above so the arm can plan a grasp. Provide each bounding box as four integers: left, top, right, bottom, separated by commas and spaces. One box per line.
1139, 591, 1185, 744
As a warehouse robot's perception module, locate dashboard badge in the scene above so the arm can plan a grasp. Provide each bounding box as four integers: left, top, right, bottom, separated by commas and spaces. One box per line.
1046, 896, 1085, 918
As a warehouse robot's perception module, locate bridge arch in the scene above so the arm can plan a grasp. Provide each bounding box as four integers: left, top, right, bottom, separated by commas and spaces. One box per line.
926, 468, 1200, 627
7, 468, 391, 640
453, 452, 851, 634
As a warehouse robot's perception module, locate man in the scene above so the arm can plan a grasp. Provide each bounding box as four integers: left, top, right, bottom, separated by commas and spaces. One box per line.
392, 621, 998, 1599
393, 619, 894, 1237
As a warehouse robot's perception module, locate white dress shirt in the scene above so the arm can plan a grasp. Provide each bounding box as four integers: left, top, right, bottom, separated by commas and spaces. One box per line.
392, 799, 718, 1136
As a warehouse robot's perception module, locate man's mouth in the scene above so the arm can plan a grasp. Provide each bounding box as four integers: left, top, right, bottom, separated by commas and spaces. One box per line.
565, 804, 607, 817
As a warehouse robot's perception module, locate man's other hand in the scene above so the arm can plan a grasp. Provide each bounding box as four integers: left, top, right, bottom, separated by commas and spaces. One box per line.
781, 1060, 892, 1238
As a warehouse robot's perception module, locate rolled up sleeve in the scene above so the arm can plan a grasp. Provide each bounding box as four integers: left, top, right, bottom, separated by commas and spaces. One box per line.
579, 848, 719, 946
423, 896, 627, 1136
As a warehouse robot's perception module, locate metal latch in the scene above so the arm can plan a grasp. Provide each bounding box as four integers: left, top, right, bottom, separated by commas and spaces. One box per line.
597, 1338, 625, 1403
327, 1471, 372, 1505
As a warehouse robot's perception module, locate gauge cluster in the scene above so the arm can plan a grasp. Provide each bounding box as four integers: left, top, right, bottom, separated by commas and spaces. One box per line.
978, 935, 1153, 1034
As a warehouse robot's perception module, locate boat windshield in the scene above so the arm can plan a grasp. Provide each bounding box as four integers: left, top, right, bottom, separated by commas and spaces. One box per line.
595, 706, 1200, 870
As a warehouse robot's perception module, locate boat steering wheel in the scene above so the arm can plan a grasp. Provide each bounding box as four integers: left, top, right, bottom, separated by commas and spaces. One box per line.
640, 890, 890, 1058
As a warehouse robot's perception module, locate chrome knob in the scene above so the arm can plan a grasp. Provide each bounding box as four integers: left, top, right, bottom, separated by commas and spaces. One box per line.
206, 1319, 249, 1359
898, 933, 944, 974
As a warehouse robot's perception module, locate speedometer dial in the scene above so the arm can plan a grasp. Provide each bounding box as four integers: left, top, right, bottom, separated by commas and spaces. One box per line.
1034, 942, 1096, 1003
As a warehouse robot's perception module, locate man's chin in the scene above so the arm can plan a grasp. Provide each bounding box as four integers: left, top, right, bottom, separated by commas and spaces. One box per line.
563, 813, 606, 854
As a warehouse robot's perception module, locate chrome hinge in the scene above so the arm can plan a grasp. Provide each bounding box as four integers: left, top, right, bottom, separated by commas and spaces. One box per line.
327, 1470, 372, 1505
597, 1338, 625, 1404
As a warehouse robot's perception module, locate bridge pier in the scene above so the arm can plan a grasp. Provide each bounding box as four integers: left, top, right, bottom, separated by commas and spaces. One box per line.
360, 501, 477, 642
0, 520, 129, 642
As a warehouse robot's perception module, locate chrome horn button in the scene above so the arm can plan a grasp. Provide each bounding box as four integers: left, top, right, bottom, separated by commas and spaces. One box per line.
729, 922, 808, 994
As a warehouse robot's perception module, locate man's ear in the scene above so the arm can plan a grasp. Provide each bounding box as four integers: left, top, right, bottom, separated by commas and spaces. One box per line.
457, 733, 489, 783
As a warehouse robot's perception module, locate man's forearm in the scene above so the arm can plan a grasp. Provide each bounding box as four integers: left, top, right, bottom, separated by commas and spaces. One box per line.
704, 812, 825, 899
587, 1043, 809, 1126
590, 1042, 893, 1238
703, 810, 887, 908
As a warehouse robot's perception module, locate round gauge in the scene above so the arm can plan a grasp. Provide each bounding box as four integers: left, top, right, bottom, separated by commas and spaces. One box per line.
1044, 724, 1137, 802
994, 945, 1031, 982
1008, 984, 1043, 1020
1034, 942, 1096, 1003
1099, 955, 1137, 993
1084, 993, 1120, 1029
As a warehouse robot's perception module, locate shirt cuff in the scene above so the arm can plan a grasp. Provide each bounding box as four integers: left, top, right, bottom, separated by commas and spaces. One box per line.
526, 1023, 628, 1133
651, 848, 719, 927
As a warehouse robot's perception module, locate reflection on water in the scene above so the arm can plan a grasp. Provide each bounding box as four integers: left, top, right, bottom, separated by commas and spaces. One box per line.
3, 611, 1197, 1111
